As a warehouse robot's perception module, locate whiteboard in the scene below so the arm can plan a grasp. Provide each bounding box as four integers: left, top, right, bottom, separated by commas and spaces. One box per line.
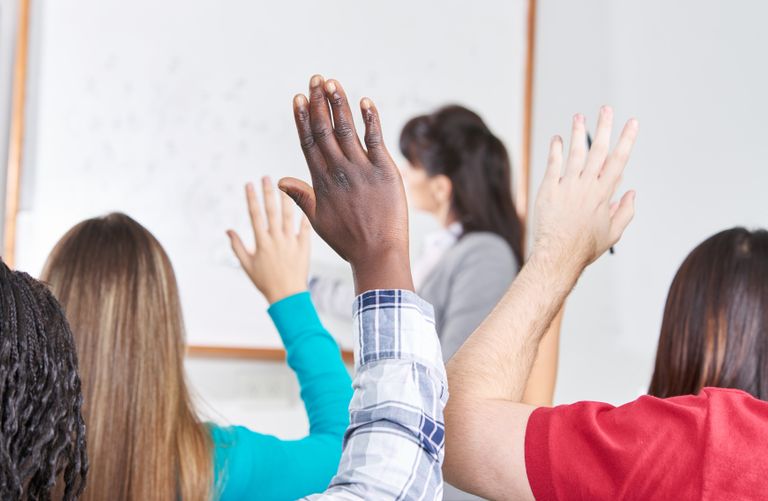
16, 0, 531, 350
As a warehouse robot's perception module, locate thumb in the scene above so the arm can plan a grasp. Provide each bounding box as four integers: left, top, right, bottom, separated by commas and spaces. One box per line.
609, 190, 636, 245
278, 177, 317, 220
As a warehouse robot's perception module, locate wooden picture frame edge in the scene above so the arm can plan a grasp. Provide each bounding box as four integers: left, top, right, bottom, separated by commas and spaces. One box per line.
3, 0, 30, 265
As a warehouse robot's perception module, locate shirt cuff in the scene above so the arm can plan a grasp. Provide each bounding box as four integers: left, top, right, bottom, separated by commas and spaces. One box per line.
268, 291, 322, 347
352, 289, 444, 378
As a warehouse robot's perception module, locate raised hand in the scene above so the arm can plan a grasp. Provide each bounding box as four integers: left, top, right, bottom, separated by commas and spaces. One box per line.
227, 177, 311, 304
532, 106, 639, 271
279, 75, 413, 294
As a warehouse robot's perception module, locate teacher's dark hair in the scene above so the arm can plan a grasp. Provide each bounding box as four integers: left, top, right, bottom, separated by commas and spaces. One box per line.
400, 105, 524, 268
649, 228, 768, 399
0, 260, 88, 499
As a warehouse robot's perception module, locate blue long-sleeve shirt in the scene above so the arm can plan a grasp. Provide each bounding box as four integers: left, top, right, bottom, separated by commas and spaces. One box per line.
210, 292, 353, 500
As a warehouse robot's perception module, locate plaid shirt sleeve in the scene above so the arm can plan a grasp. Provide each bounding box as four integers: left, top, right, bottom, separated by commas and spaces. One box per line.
302, 289, 448, 501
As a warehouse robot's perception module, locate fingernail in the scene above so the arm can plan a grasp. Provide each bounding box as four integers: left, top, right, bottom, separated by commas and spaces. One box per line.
325, 80, 336, 94
628, 118, 639, 129
361, 97, 372, 110
263, 176, 271, 186
574, 113, 585, 123
294, 94, 308, 108
601, 105, 613, 116
310, 75, 324, 87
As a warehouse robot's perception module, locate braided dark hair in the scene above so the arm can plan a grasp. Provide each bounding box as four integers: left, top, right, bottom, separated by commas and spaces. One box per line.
400, 105, 525, 268
0, 260, 88, 499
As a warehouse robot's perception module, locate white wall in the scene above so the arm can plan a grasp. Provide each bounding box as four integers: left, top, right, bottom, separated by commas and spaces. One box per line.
532, 0, 768, 405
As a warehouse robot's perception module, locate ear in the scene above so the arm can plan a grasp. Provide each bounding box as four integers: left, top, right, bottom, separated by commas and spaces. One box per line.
430, 174, 453, 204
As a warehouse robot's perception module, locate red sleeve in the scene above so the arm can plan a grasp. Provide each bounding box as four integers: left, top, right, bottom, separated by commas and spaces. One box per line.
523, 388, 768, 501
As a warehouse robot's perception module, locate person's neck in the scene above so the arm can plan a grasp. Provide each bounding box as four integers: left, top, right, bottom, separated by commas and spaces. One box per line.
437, 209, 457, 228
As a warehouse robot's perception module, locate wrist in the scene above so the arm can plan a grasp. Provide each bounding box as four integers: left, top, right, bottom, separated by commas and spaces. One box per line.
351, 251, 414, 295
525, 250, 582, 291
264, 285, 309, 305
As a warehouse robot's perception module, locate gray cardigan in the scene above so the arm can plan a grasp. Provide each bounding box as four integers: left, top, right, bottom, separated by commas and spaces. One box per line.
419, 231, 518, 361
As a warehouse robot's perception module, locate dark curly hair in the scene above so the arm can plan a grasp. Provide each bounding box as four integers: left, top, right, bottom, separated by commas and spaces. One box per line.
0, 260, 88, 499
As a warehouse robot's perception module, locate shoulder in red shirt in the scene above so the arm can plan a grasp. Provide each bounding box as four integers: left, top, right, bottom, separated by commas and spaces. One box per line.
525, 387, 768, 500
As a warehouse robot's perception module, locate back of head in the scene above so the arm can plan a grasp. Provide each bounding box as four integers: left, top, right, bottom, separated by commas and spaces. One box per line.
41, 213, 211, 501
650, 227, 768, 399
0, 260, 87, 499
399, 105, 524, 268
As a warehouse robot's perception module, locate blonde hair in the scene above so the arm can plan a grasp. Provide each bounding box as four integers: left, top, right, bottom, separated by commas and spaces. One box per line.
42, 213, 213, 501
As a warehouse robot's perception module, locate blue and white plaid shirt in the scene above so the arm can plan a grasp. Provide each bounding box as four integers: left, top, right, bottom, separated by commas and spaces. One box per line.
304, 289, 448, 501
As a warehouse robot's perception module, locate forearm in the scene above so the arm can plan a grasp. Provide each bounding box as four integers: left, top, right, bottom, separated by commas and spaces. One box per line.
447, 253, 578, 404
305, 289, 447, 501
521, 306, 564, 406
269, 292, 353, 435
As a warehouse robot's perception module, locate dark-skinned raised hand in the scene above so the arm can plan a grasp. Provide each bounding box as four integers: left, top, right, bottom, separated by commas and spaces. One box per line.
279, 75, 414, 295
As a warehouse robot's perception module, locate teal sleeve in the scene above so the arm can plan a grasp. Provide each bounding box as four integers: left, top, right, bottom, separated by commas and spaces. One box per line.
211, 292, 353, 501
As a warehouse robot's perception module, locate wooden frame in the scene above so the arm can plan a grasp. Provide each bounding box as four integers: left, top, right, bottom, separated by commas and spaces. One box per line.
518, 0, 537, 220
4, 0, 537, 361
3, 0, 29, 265
187, 345, 355, 363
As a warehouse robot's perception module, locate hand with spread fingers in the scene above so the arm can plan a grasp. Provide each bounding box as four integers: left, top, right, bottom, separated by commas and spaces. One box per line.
227, 177, 312, 304
278, 75, 413, 294
532, 106, 639, 272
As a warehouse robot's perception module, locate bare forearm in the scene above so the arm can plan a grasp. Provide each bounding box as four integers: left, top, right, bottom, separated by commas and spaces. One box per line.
447, 252, 578, 404
521, 307, 564, 406
444, 109, 638, 499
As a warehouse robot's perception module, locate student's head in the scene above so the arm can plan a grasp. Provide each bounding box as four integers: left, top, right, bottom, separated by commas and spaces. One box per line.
649, 227, 768, 399
399, 105, 524, 267
0, 260, 87, 499
41, 213, 212, 501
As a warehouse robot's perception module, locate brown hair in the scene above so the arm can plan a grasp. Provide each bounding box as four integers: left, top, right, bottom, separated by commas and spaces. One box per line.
649, 227, 768, 399
41, 213, 213, 501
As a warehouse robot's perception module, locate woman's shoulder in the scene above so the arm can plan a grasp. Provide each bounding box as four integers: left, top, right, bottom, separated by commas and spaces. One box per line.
452, 231, 516, 262
420, 231, 519, 298
427, 231, 519, 283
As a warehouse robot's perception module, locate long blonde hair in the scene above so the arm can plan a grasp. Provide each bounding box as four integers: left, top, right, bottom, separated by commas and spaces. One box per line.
41, 213, 213, 501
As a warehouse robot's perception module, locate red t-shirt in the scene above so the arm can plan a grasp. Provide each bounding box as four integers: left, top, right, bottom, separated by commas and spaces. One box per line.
525, 388, 768, 500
